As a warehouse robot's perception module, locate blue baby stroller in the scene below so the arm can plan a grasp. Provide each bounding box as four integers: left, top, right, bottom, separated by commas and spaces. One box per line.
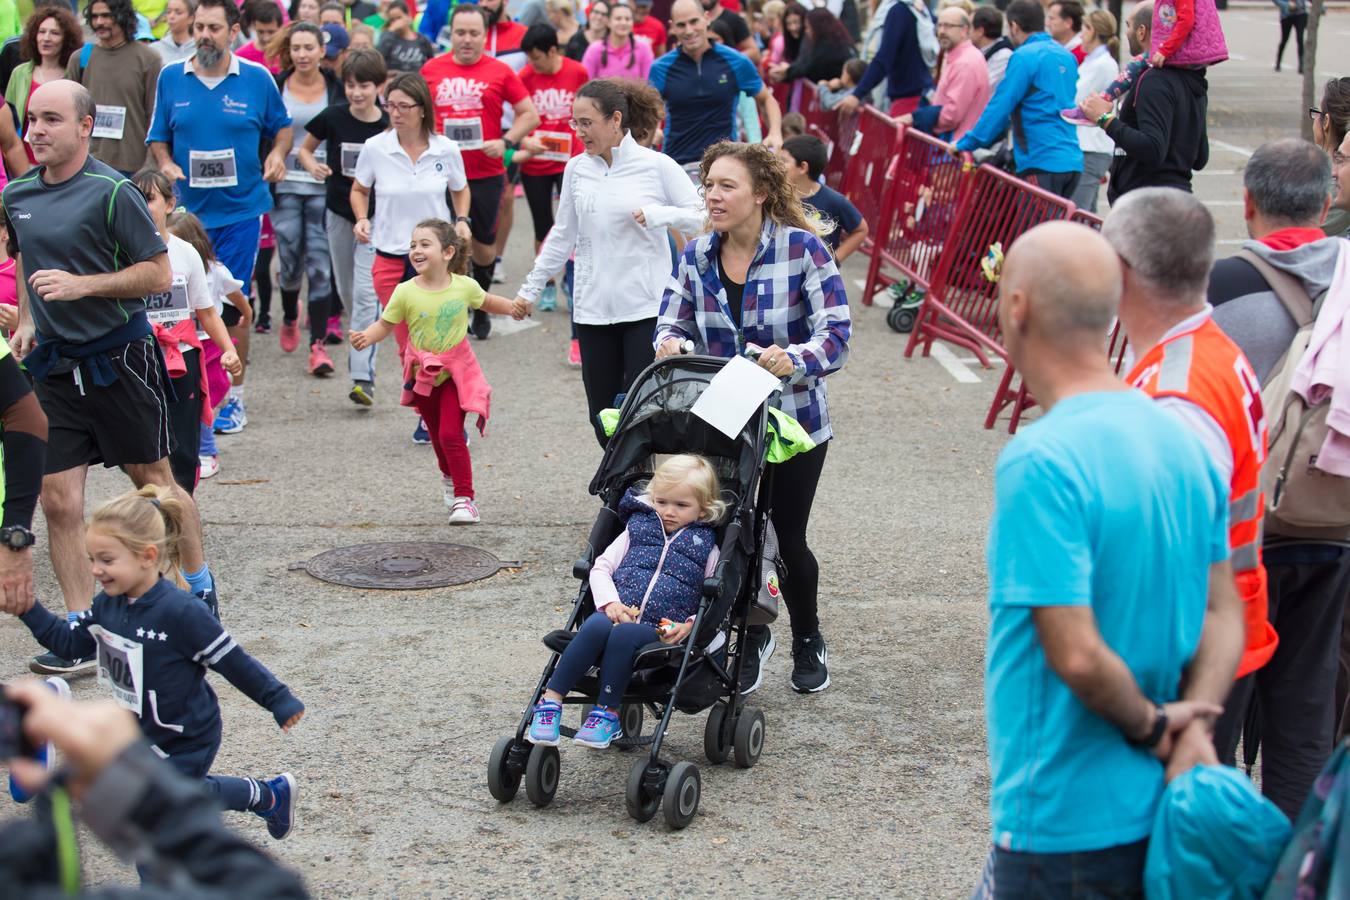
487, 354, 780, 828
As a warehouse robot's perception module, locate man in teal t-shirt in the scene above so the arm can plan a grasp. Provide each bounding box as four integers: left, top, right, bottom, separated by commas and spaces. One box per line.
976, 221, 1246, 897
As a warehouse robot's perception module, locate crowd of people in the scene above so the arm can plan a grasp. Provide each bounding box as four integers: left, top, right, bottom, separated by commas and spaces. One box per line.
0, 0, 1343, 895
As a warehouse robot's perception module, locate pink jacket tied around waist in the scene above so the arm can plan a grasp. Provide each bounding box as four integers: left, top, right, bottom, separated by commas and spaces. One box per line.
400, 339, 492, 435
1291, 243, 1350, 476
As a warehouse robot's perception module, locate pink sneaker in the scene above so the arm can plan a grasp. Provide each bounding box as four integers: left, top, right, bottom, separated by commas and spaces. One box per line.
280, 321, 300, 353
1061, 106, 1095, 127
448, 497, 480, 525
567, 339, 582, 368
308, 341, 334, 377
324, 315, 343, 345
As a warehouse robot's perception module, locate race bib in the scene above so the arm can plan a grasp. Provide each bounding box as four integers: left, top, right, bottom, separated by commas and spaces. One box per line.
283, 147, 326, 184
92, 104, 126, 140
145, 276, 190, 324
90, 625, 143, 715
443, 116, 484, 151
189, 148, 238, 188
682, 161, 702, 186
535, 130, 573, 163
340, 142, 364, 178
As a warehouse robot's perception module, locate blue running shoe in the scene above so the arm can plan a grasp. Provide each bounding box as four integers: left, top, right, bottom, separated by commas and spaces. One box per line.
257, 773, 297, 840
9, 677, 70, 803
213, 397, 247, 434
412, 418, 431, 444
528, 700, 563, 746
574, 707, 621, 749
537, 283, 557, 312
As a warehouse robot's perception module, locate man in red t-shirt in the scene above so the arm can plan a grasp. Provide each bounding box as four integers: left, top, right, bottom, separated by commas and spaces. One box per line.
480, 0, 528, 68
421, 4, 540, 338
516, 23, 588, 322
631, 0, 668, 52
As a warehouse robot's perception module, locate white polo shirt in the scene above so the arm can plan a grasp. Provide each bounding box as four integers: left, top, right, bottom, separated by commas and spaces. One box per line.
352, 130, 468, 256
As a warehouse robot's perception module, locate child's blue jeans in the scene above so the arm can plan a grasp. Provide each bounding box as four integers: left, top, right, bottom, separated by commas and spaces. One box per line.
548, 613, 659, 709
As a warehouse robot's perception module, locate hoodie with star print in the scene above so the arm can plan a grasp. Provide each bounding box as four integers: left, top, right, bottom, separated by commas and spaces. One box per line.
19, 577, 304, 756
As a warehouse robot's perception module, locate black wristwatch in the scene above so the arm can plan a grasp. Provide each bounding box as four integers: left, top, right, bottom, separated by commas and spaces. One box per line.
1, 524, 35, 551
1127, 703, 1168, 748
454, 215, 471, 225
503, 137, 519, 152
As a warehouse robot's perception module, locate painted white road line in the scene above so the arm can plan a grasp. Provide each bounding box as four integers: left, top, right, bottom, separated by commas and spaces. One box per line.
1210, 140, 1254, 158
490, 314, 543, 337
1218, 239, 1247, 246
1196, 169, 1242, 176
1200, 200, 1244, 207
932, 343, 982, 384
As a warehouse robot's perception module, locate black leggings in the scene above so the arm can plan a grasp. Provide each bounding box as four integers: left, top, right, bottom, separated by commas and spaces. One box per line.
764, 441, 828, 639
253, 246, 274, 323
574, 318, 657, 446
521, 171, 564, 242
281, 288, 332, 344
1278, 13, 1306, 69
166, 347, 203, 496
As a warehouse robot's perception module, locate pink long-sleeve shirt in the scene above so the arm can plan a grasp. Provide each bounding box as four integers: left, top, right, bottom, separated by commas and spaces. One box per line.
589, 528, 721, 618
581, 37, 654, 80
933, 40, 991, 141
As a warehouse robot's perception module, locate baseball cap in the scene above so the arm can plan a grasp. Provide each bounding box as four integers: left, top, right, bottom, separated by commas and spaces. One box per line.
321, 23, 350, 58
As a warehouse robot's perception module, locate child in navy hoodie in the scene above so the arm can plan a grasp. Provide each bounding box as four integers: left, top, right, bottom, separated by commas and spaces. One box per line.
527, 455, 726, 750
9, 485, 305, 840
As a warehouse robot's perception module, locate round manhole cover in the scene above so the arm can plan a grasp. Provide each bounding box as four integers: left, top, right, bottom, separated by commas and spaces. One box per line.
290, 542, 519, 590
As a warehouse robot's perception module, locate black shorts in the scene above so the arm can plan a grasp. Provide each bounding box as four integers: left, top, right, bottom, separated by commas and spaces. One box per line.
467, 174, 507, 246
35, 338, 172, 475
220, 305, 242, 328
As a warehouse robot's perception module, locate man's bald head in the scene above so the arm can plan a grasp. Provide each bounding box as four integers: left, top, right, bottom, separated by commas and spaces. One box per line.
25, 79, 94, 175
30, 79, 95, 126
1129, 1, 1153, 31
1000, 222, 1122, 353
670, 0, 702, 20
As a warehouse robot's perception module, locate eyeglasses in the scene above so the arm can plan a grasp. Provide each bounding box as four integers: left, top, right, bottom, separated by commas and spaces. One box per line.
1310, 107, 1325, 121
568, 117, 599, 130
1334, 152, 1349, 167
386, 101, 420, 113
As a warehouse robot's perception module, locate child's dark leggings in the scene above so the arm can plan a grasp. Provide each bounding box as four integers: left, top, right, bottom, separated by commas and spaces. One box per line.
1278, 13, 1306, 69
548, 613, 659, 708
1102, 54, 1149, 102
253, 246, 274, 323
163, 740, 261, 812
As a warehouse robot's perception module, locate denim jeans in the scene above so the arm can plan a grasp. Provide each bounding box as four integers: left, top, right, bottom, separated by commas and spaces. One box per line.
973, 840, 1148, 899
326, 212, 379, 383
272, 192, 332, 300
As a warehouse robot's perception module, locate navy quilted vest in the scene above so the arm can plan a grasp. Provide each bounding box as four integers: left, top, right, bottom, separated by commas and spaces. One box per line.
611, 489, 717, 626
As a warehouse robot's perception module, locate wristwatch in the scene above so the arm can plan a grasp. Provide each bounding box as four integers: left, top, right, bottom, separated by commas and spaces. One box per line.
1, 524, 35, 551
1127, 703, 1168, 748
454, 215, 471, 225
503, 137, 519, 152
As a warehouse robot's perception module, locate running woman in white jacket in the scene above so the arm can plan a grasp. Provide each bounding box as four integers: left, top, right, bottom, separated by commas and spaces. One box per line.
514, 77, 703, 445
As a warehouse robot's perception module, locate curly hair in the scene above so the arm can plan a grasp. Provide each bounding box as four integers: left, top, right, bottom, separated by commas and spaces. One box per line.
85, 0, 140, 45
698, 141, 813, 233
269, 21, 324, 72
19, 5, 83, 66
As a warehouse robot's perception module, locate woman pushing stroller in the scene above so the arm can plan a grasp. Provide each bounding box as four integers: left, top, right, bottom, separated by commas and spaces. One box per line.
529, 455, 727, 749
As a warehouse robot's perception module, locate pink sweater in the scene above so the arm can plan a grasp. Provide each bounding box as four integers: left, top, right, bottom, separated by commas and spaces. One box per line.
581, 37, 653, 80
399, 339, 493, 434
1291, 243, 1350, 475
932, 41, 991, 141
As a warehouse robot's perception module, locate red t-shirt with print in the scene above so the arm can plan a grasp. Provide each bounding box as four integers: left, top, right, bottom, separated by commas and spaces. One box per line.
517, 57, 589, 177
422, 52, 529, 180
632, 16, 668, 53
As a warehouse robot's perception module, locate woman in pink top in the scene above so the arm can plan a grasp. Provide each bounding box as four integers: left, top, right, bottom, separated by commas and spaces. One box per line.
581, 4, 652, 79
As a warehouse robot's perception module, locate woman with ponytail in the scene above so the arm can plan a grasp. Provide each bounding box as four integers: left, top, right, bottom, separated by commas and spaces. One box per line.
1070, 8, 1120, 213
581, 3, 652, 79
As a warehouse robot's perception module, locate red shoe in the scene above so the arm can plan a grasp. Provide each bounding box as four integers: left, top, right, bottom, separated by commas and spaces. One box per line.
308, 341, 334, 377
280, 321, 300, 353
567, 339, 582, 368
324, 315, 343, 345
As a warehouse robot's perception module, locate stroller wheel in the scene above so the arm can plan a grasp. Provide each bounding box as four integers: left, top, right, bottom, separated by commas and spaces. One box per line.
733, 706, 766, 769
487, 736, 523, 803
703, 701, 732, 765
618, 702, 644, 749
625, 758, 661, 823
662, 762, 701, 830
525, 744, 561, 808
886, 304, 908, 333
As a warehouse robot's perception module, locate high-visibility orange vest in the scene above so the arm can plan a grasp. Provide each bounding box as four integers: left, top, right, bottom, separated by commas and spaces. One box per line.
1128, 316, 1277, 679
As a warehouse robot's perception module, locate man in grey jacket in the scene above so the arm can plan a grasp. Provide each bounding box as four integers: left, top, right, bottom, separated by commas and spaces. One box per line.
1209, 138, 1349, 821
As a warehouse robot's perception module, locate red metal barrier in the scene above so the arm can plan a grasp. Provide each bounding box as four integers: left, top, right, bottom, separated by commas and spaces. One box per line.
839, 107, 901, 244
822, 110, 858, 192
861, 128, 973, 307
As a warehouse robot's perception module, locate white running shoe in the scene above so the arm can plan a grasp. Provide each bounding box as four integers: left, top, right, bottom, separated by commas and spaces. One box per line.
199, 455, 220, 479
448, 497, 480, 525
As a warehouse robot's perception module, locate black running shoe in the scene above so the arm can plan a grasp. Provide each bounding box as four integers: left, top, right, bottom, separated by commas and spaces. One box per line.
738, 625, 775, 695
471, 309, 491, 340
790, 631, 830, 694
30, 652, 95, 677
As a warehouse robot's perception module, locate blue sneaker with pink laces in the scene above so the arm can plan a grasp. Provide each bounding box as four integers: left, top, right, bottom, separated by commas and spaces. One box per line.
528, 700, 562, 746
574, 707, 621, 749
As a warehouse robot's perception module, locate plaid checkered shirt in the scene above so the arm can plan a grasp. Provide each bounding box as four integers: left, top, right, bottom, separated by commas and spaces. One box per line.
654, 220, 852, 444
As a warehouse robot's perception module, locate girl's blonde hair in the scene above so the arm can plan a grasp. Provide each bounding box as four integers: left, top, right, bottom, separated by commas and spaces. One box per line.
88, 485, 190, 589
646, 454, 728, 524
166, 209, 216, 271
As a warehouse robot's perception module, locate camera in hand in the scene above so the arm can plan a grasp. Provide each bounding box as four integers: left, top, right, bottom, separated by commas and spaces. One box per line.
0, 696, 37, 759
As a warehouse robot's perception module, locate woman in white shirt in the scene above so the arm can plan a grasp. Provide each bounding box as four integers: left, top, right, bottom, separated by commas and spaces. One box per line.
514, 78, 703, 446
1071, 9, 1122, 214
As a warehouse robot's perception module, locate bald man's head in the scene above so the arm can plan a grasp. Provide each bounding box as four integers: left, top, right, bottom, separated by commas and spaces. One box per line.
999, 222, 1122, 358
670, 0, 710, 54
25, 79, 94, 171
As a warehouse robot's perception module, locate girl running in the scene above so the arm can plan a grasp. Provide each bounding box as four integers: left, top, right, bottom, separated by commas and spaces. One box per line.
133, 171, 243, 496
349, 219, 526, 524
528, 455, 726, 750
5, 484, 304, 840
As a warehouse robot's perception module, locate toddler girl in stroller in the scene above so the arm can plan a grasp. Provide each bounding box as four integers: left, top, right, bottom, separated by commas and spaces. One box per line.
528, 454, 728, 749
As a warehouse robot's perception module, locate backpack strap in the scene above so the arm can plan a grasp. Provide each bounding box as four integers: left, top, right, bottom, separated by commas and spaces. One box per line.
78, 43, 93, 81
1234, 248, 1315, 329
